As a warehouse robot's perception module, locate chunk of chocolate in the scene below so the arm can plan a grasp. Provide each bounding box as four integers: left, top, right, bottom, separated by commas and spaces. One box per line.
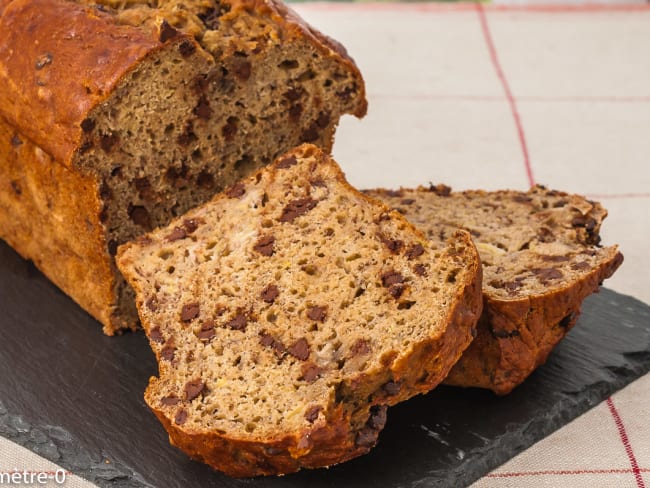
279, 198, 318, 223
181, 302, 200, 322
300, 362, 324, 382
383, 380, 401, 396
276, 156, 297, 169
306, 306, 327, 322
254, 235, 275, 256
159, 20, 179, 43
161, 344, 176, 362
381, 270, 404, 287
288, 338, 310, 361
174, 409, 188, 425
261, 284, 279, 303
305, 405, 322, 423
149, 326, 164, 344
160, 395, 180, 406
379, 235, 404, 255
197, 320, 216, 341
179, 40, 196, 57
405, 244, 425, 260
184, 379, 205, 401
225, 312, 247, 331
167, 226, 187, 241
349, 338, 371, 357
225, 182, 246, 198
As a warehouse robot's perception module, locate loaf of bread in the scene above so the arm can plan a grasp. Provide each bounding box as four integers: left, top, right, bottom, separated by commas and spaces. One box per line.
0, 0, 366, 334
366, 185, 623, 395
116, 144, 483, 476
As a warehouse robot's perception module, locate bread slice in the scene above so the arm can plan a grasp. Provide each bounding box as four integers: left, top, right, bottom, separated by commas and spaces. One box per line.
0, 0, 366, 334
366, 185, 623, 395
117, 144, 482, 476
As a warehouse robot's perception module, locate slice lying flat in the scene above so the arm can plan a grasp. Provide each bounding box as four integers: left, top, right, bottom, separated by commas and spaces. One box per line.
117, 144, 482, 476
366, 184, 623, 395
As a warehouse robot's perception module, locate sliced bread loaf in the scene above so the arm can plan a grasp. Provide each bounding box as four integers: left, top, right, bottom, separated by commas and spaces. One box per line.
116, 144, 482, 476
366, 185, 623, 395
0, 0, 366, 334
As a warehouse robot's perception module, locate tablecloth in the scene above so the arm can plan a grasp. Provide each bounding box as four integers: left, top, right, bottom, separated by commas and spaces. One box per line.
1, 2, 649, 486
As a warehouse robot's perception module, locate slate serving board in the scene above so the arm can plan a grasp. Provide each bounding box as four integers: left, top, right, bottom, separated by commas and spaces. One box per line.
0, 240, 649, 488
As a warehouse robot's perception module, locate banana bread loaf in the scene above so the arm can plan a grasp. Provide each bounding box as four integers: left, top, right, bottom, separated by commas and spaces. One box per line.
116, 145, 483, 476
0, 0, 366, 334
367, 185, 623, 395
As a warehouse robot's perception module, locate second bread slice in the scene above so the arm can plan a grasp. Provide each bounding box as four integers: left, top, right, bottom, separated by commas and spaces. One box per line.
117, 144, 482, 476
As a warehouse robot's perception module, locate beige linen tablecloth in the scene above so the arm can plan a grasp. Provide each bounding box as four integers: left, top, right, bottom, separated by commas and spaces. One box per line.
1, 3, 649, 486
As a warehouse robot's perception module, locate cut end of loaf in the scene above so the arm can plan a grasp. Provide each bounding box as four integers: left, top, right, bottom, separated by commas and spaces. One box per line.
367, 184, 623, 395
117, 144, 482, 476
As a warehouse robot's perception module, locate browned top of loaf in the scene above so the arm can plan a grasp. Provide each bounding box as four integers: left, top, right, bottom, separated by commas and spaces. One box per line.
116, 144, 482, 476
366, 184, 622, 302
0, 0, 366, 167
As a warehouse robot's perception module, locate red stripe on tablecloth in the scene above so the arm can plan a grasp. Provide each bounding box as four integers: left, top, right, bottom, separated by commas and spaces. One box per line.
487, 468, 650, 478
476, 3, 534, 187
607, 397, 646, 488
295, 3, 650, 14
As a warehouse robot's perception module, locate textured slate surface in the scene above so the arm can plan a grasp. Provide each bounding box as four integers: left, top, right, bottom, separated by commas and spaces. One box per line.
0, 239, 649, 488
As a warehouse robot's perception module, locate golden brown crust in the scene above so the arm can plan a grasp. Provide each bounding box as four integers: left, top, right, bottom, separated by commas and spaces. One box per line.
445, 249, 623, 394
0, 115, 118, 332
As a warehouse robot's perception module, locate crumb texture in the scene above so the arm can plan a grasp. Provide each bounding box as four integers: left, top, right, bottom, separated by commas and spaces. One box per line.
367, 184, 623, 394
117, 145, 482, 476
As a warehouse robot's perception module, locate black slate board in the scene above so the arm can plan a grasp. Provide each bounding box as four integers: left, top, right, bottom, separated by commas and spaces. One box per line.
1, 239, 649, 488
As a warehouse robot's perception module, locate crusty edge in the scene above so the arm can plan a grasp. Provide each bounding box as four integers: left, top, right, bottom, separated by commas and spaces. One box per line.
118, 144, 482, 476
445, 247, 623, 395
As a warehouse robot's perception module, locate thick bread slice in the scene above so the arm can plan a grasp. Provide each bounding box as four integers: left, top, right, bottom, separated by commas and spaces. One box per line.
367, 185, 623, 395
117, 144, 482, 476
0, 0, 366, 334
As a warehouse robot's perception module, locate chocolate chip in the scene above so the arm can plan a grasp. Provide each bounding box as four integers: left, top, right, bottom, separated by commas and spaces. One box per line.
389, 285, 405, 299
428, 183, 452, 197
355, 426, 378, 448
100, 133, 119, 153
35, 53, 52, 69
413, 264, 427, 276
174, 409, 188, 425
381, 270, 404, 287
311, 178, 327, 188
254, 235, 275, 256
276, 156, 297, 169
349, 338, 371, 357
553, 199, 569, 208
181, 302, 200, 322
316, 111, 331, 129
288, 338, 310, 361
179, 40, 196, 57
571, 261, 591, 271
383, 381, 401, 396
184, 379, 205, 401
300, 362, 324, 382
541, 255, 570, 263
513, 194, 533, 203
222, 116, 238, 140
161, 344, 175, 361
149, 326, 164, 344
231, 58, 252, 81
405, 244, 425, 260
305, 405, 322, 423
261, 284, 279, 303
531, 267, 563, 283
10, 135, 22, 147
160, 395, 180, 406
379, 235, 404, 255
225, 312, 247, 331
183, 218, 201, 234
306, 306, 327, 322
368, 405, 388, 430
159, 20, 179, 43
194, 96, 212, 119
300, 124, 319, 143
128, 205, 151, 229
283, 88, 303, 101
288, 104, 303, 123
197, 320, 215, 341
80, 118, 95, 132
225, 182, 246, 198
166, 226, 187, 241
259, 332, 285, 356
279, 198, 318, 223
